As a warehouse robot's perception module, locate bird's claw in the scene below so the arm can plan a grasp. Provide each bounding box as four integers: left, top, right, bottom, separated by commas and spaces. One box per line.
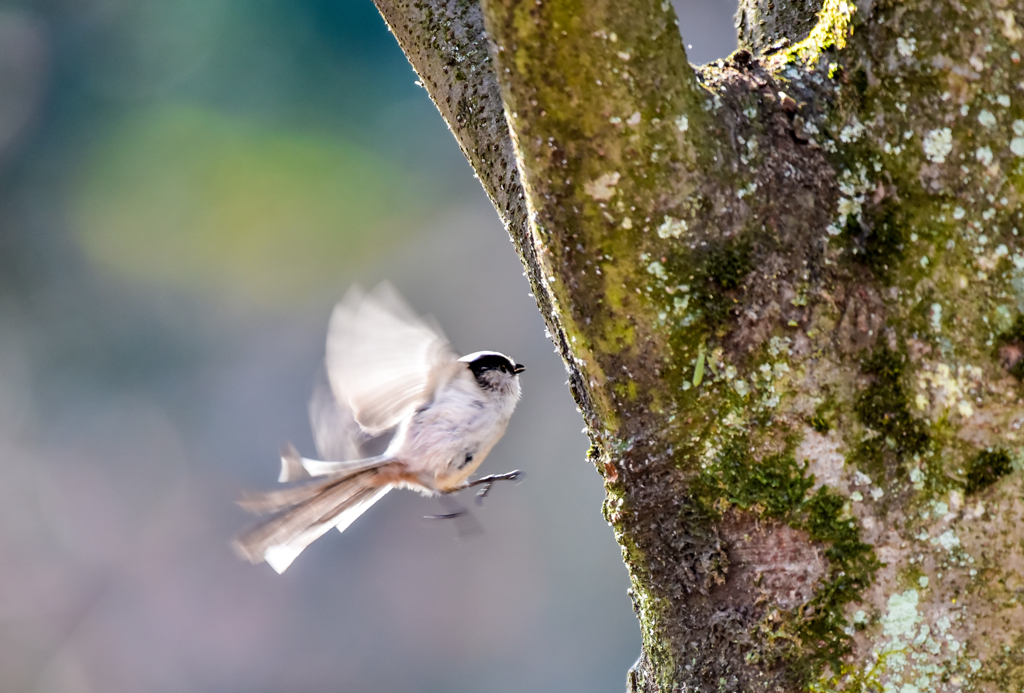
424, 509, 467, 520
464, 470, 523, 505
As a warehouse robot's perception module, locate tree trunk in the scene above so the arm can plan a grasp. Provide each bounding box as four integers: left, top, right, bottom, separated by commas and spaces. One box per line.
371, 0, 1024, 690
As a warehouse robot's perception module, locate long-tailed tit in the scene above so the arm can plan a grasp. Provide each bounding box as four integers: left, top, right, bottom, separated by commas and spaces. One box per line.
234, 283, 525, 573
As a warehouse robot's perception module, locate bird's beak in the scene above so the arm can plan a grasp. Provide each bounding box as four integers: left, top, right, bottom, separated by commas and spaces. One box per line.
513, 363, 526, 374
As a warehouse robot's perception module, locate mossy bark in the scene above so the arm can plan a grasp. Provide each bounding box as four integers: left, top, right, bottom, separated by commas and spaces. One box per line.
373, 0, 1024, 690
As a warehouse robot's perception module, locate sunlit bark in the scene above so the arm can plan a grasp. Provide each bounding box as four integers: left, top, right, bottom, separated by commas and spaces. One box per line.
373, 0, 1024, 690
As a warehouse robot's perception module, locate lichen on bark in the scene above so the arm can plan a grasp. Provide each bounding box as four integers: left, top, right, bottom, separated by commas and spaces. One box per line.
373, 0, 1024, 689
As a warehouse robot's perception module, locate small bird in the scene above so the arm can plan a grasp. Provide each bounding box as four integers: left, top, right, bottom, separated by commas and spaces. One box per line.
234, 283, 525, 573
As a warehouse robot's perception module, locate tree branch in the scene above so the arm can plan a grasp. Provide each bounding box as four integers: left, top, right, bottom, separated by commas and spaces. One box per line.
371, 0, 594, 420
372, 0, 1024, 689
735, 0, 824, 55
479, 0, 710, 416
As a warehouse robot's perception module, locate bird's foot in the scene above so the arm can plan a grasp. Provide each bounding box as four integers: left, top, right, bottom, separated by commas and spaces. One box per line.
424, 509, 467, 520
463, 470, 523, 505
424, 494, 482, 538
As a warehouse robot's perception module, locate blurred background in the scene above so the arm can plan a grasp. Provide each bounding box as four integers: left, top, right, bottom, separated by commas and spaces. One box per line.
0, 2, 735, 692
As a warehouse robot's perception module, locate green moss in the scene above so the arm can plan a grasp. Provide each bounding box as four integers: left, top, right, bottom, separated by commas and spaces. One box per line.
613, 380, 640, 402
849, 67, 868, 98
804, 489, 878, 579
700, 439, 815, 517
964, 448, 1012, 495
704, 239, 752, 291
996, 315, 1024, 380
899, 564, 926, 591
852, 345, 930, 479
863, 202, 906, 278
844, 199, 906, 280
976, 632, 1024, 690
786, 0, 856, 65
688, 237, 753, 328
592, 255, 640, 355
787, 486, 880, 685
694, 437, 879, 687
811, 395, 838, 434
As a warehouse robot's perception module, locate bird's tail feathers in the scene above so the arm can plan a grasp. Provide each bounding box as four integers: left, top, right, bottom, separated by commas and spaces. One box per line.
277, 444, 390, 482
234, 469, 391, 573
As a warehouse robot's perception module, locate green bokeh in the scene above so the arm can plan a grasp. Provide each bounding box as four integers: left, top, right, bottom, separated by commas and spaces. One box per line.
75, 104, 431, 305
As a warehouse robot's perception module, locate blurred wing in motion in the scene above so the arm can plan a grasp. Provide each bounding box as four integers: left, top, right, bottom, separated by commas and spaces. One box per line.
326, 283, 459, 435
234, 469, 392, 574
307, 371, 373, 464
235, 283, 460, 573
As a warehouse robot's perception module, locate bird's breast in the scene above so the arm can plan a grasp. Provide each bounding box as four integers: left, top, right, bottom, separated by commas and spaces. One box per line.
392, 392, 510, 491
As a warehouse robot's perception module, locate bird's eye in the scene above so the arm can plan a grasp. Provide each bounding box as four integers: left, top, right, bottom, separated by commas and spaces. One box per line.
499, 364, 507, 373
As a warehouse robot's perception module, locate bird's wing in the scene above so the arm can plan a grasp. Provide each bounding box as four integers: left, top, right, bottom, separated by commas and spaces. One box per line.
325, 283, 459, 435
307, 372, 373, 463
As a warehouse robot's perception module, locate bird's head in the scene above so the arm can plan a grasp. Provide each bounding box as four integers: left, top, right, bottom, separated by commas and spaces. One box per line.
460, 351, 525, 399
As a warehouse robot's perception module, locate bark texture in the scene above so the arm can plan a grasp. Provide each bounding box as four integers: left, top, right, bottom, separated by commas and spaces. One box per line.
373, 0, 1024, 690
736, 0, 824, 56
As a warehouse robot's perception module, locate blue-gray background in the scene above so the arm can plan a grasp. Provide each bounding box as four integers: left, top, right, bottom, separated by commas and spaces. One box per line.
0, 2, 734, 691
